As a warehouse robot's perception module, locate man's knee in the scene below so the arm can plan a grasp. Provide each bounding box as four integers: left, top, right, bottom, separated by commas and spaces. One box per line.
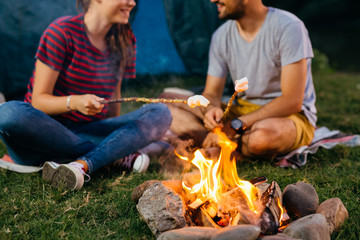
243, 127, 281, 156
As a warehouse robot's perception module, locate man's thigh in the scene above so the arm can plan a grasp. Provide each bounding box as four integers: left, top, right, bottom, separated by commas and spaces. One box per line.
287, 113, 315, 151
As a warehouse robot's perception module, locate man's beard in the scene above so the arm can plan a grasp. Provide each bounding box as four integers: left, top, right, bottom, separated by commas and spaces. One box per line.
221, 10, 245, 20
215, 1, 246, 20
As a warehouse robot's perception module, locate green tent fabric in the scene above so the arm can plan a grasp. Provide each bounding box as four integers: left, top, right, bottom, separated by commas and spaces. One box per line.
0, 0, 78, 100
163, 0, 223, 74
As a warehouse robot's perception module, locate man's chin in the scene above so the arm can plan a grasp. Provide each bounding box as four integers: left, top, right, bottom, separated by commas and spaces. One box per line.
217, 13, 226, 20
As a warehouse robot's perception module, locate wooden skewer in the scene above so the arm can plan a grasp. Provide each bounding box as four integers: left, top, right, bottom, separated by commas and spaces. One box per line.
221, 92, 238, 121
221, 77, 249, 121
100, 97, 187, 105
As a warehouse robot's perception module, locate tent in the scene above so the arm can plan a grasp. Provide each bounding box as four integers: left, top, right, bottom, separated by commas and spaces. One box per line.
0, 0, 221, 100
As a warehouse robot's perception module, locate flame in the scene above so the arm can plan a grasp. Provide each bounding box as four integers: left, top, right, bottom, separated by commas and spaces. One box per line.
277, 197, 284, 223
179, 127, 261, 214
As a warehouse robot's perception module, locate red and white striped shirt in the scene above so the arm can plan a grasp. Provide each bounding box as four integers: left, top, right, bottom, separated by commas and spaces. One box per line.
24, 14, 136, 122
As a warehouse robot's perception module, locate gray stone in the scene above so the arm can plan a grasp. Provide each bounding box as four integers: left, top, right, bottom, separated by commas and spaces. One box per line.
136, 181, 188, 236
283, 214, 330, 240
157, 227, 218, 240
131, 180, 160, 203
211, 225, 261, 240
316, 197, 349, 234
260, 233, 302, 240
282, 182, 319, 220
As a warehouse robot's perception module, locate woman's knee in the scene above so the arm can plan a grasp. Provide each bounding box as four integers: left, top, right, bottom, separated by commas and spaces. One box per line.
146, 103, 172, 128
139, 104, 172, 140
0, 101, 31, 128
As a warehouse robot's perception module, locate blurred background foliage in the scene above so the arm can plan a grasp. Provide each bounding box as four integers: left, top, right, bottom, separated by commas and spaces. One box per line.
264, 0, 360, 72
0, 0, 358, 100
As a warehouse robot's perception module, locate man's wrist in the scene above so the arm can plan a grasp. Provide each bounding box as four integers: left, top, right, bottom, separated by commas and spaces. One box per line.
230, 118, 247, 134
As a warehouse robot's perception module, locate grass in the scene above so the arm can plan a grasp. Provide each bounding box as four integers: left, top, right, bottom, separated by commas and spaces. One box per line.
1, 72, 360, 240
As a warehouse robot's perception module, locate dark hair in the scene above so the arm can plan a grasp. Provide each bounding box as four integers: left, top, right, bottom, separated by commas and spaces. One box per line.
77, 0, 135, 79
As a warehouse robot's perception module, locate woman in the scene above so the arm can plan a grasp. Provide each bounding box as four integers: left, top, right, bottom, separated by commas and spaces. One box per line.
0, 0, 172, 190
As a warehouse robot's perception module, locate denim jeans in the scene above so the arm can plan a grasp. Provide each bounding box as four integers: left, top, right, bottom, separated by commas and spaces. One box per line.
0, 101, 172, 173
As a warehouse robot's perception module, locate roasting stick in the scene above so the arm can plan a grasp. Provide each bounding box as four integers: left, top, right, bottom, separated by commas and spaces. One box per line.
100, 95, 210, 108
221, 77, 249, 121
100, 97, 187, 104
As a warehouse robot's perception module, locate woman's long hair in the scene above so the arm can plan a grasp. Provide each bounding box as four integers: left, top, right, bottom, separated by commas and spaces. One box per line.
77, 0, 135, 79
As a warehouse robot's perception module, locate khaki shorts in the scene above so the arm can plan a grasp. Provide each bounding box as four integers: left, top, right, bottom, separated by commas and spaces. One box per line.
223, 98, 315, 151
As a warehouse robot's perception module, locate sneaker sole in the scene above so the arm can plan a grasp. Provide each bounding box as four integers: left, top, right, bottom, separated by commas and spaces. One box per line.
51, 165, 83, 190
42, 162, 58, 182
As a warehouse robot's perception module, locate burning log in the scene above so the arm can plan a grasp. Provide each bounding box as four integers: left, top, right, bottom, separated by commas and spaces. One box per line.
249, 176, 268, 186
194, 207, 222, 229
257, 181, 283, 235
188, 198, 209, 210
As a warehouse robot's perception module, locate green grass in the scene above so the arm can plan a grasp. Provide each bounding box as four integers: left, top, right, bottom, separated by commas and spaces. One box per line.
1, 72, 360, 239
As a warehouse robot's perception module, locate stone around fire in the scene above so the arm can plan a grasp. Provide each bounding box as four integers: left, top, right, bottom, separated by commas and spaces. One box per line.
136, 181, 187, 236
283, 213, 330, 240
157, 227, 218, 240
282, 182, 319, 220
316, 197, 349, 234
260, 233, 302, 240
211, 224, 261, 240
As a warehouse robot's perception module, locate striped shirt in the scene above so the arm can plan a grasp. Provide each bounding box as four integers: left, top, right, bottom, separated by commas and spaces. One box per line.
24, 14, 136, 122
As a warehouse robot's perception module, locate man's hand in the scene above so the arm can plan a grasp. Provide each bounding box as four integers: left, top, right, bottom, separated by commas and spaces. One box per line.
203, 106, 224, 130
202, 132, 220, 148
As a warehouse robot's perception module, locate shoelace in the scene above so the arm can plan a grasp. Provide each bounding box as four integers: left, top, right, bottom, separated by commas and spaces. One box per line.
69, 162, 91, 182
117, 153, 139, 170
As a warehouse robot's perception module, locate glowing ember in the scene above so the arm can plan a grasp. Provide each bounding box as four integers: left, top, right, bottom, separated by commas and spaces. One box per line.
177, 127, 262, 222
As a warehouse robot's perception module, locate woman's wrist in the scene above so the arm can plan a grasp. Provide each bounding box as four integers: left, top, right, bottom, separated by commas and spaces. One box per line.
66, 95, 73, 111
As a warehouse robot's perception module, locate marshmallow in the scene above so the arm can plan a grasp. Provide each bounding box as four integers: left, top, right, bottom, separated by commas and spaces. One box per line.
187, 95, 210, 108
235, 77, 249, 92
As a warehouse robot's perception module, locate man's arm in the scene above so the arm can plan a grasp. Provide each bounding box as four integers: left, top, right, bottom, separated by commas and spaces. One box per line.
239, 58, 307, 128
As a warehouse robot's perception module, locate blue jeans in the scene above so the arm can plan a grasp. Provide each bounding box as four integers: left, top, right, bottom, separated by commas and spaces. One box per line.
0, 101, 172, 173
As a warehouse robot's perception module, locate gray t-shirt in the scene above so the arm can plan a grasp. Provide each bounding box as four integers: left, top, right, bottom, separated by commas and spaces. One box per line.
208, 7, 317, 127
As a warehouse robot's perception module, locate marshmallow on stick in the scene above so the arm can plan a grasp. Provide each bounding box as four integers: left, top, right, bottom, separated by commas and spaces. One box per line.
100, 95, 210, 108
187, 95, 210, 108
222, 77, 249, 121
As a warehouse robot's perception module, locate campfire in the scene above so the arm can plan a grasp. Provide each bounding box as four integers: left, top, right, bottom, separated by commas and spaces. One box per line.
131, 128, 349, 239
175, 127, 281, 231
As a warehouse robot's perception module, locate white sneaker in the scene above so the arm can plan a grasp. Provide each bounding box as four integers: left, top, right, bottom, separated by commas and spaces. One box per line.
42, 161, 89, 190
132, 153, 150, 173
113, 152, 150, 173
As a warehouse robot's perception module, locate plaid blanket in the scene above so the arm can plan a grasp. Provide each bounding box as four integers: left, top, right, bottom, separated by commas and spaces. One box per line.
275, 127, 360, 169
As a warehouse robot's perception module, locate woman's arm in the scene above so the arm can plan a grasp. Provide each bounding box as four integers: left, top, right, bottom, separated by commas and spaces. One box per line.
106, 78, 122, 117
31, 59, 104, 116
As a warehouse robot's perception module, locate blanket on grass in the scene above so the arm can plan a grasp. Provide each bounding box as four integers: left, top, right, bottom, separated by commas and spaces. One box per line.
275, 127, 360, 169
1, 127, 359, 173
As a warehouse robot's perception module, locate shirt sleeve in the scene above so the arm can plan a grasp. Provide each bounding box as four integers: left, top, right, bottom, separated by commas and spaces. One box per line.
279, 21, 314, 67
207, 32, 228, 78
123, 31, 136, 80
35, 20, 68, 71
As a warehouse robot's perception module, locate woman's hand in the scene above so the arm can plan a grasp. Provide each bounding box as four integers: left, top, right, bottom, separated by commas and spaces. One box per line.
69, 94, 104, 116
203, 106, 224, 131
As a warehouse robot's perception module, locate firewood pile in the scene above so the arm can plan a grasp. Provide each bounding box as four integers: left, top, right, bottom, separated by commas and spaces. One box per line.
132, 175, 348, 240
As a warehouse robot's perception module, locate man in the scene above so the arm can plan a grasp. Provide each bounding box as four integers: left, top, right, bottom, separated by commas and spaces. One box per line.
161, 0, 316, 160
